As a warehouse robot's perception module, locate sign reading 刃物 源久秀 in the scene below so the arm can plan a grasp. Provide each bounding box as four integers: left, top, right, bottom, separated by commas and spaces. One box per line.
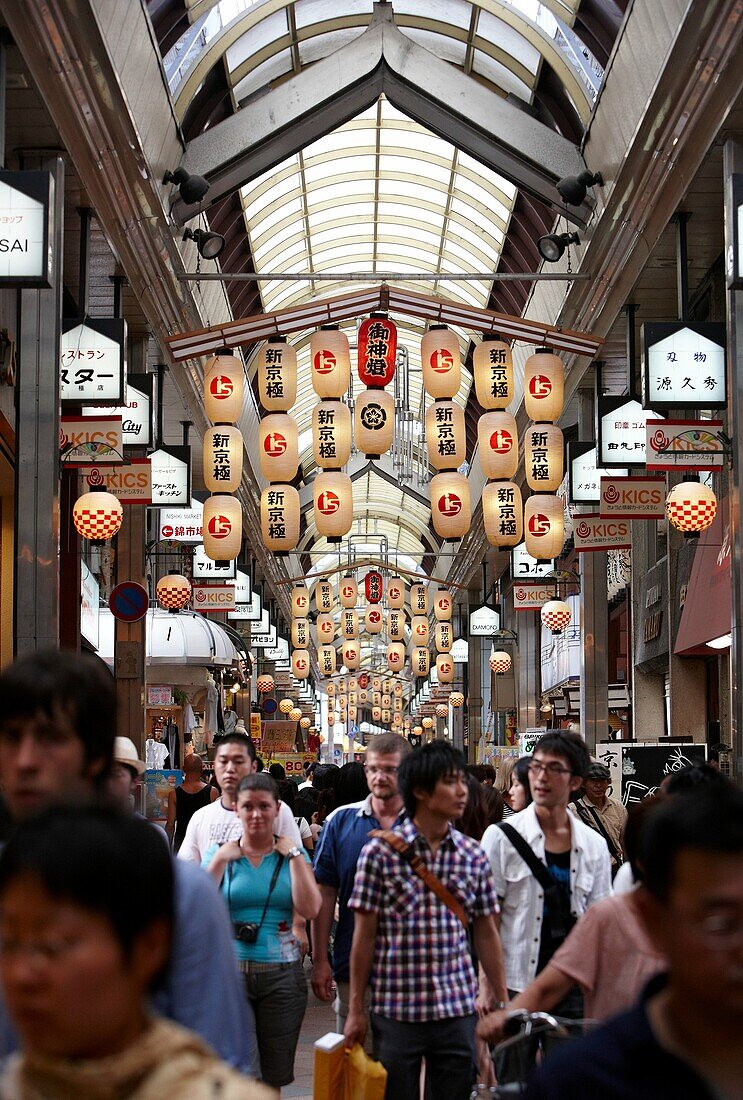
599, 476, 666, 519
642, 322, 726, 409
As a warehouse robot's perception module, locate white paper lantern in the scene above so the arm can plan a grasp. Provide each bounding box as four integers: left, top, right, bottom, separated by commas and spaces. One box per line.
204, 352, 244, 424
310, 327, 350, 399
666, 481, 718, 535
257, 337, 296, 412
315, 580, 334, 613
203, 426, 244, 493
473, 337, 514, 410
430, 471, 471, 540
292, 650, 310, 680
339, 576, 359, 608
386, 578, 405, 609
393, 682, 403, 697
372, 706, 382, 722
313, 401, 352, 469
436, 653, 455, 683
435, 622, 453, 652
156, 574, 191, 611
433, 590, 453, 621
524, 423, 564, 493
203, 495, 242, 561
354, 389, 395, 456
72, 491, 123, 541
342, 609, 359, 639
524, 348, 564, 423
392, 713, 403, 728
381, 693, 392, 709
387, 643, 406, 672
411, 616, 429, 646
348, 705, 358, 721
387, 609, 405, 641
291, 619, 310, 649
317, 645, 336, 677
410, 583, 428, 615
257, 674, 274, 694
314, 472, 353, 540
341, 639, 360, 670
260, 484, 300, 552
524, 494, 565, 561
478, 411, 519, 480
259, 414, 299, 482
489, 650, 512, 674
540, 599, 572, 635
393, 695, 403, 711
483, 481, 523, 548
450, 691, 464, 708
327, 713, 336, 727
372, 677, 382, 692
382, 679, 392, 694
421, 326, 461, 399
365, 606, 384, 634
316, 614, 335, 644
412, 647, 430, 677
426, 400, 466, 471
326, 681, 336, 697
381, 709, 391, 723
413, 725, 424, 736
291, 586, 310, 617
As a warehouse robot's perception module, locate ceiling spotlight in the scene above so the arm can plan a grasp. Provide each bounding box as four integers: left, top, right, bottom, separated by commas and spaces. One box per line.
162, 166, 210, 205
182, 227, 226, 260
556, 170, 604, 206
538, 231, 580, 263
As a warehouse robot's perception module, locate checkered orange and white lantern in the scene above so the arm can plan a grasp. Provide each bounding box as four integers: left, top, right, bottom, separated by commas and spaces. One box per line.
540, 599, 572, 636
279, 698, 294, 714
257, 675, 274, 694
666, 481, 717, 535
422, 716, 434, 730
290, 707, 302, 722
450, 691, 464, 708
436, 704, 448, 718
300, 716, 311, 729
489, 650, 512, 674
156, 574, 191, 612
73, 490, 123, 541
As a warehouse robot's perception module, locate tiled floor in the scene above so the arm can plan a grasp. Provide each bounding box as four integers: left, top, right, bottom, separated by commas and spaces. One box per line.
283, 962, 337, 1099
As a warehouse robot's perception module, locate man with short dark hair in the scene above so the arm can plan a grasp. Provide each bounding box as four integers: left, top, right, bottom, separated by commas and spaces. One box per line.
0, 648, 259, 1076
570, 760, 627, 872
525, 786, 743, 1098
343, 741, 507, 1100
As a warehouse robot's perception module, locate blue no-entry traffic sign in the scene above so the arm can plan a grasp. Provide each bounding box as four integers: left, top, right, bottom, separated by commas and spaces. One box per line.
109, 581, 149, 623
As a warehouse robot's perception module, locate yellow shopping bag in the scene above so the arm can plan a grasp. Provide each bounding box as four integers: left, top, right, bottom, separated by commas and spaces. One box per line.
313, 1034, 387, 1100
342, 1043, 387, 1100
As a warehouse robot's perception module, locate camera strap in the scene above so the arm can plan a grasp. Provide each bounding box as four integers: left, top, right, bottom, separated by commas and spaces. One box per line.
227, 850, 285, 936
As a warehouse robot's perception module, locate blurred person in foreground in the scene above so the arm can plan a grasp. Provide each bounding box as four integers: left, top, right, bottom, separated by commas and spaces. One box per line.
0, 806, 272, 1099
525, 785, 743, 1099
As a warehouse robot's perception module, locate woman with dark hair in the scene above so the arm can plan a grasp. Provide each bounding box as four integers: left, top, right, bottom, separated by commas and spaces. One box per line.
204, 773, 321, 1090
0, 806, 271, 1098
278, 779, 314, 853
333, 761, 369, 809
505, 755, 533, 814
455, 773, 490, 840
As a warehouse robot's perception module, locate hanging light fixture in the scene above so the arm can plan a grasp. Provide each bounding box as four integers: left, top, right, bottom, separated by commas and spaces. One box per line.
203, 426, 244, 493
422, 716, 434, 730
489, 649, 513, 674
365, 606, 384, 634
537, 232, 580, 263
204, 350, 244, 423
291, 586, 310, 617
540, 599, 572, 635
666, 480, 718, 537
473, 336, 513, 409
73, 489, 123, 541
326, 681, 336, 697
341, 639, 360, 669
256, 337, 297, 412
372, 706, 382, 722
524, 349, 564, 423
182, 226, 225, 260
313, 400, 352, 469
315, 614, 335, 644
341, 609, 359, 639
430, 471, 471, 541
411, 616, 429, 646
317, 645, 336, 677
203, 495, 242, 562
425, 400, 465, 471
257, 674, 274, 694
433, 590, 453, 620
327, 712, 336, 727
291, 619, 310, 649
358, 314, 397, 388
524, 423, 564, 493
435, 621, 453, 652
413, 724, 424, 736
300, 716, 311, 729
387, 642, 406, 672
279, 698, 294, 714
436, 654, 455, 683
421, 325, 461, 399
449, 691, 464, 708
315, 580, 334, 614
259, 414, 299, 482
156, 574, 191, 612
310, 326, 350, 399
365, 570, 384, 604
289, 706, 302, 722
386, 577, 405, 609
393, 682, 403, 698
524, 494, 565, 561
387, 609, 405, 641
436, 703, 448, 718
292, 651, 310, 680
412, 647, 430, 677
483, 481, 523, 548
260, 485, 300, 552
478, 411, 519, 480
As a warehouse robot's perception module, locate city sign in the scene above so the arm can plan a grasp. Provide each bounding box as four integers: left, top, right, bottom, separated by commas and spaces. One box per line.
83, 374, 153, 447
573, 514, 632, 552
645, 419, 726, 471
642, 322, 726, 408
599, 476, 665, 518
60, 318, 126, 404
0, 170, 53, 286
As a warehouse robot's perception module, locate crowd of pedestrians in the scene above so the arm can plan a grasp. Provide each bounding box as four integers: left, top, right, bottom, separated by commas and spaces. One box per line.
0, 647, 739, 1099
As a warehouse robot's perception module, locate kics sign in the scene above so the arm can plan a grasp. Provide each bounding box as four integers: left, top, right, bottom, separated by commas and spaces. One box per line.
84, 459, 151, 503
192, 584, 236, 612
573, 514, 632, 553
599, 476, 665, 518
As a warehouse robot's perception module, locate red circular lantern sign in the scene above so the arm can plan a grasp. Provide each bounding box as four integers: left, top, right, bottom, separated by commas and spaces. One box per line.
317, 490, 340, 515
357, 315, 397, 388
209, 374, 233, 400
314, 349, 336, 374
365, 569, 384, 603
438, 490, 462, 517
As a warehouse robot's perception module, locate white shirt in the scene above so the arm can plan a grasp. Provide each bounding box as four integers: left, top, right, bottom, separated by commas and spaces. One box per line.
177, 797, 302, 863
481, 803, 612, 993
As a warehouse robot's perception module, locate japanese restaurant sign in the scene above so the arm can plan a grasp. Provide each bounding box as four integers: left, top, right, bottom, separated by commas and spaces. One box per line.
642, 322, 726, 409
149, 446, 191, 507
599, 476, 666, 518
60, 319, 126, 404
645, 419, 726, 471
573, 514, 632, 552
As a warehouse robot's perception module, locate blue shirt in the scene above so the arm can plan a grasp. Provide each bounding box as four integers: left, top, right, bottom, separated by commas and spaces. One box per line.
313, 797, 404, 982
203, 844, 310, 963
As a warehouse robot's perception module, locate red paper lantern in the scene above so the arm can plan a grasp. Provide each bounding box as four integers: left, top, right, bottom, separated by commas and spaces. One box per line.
358, 314, 397, 388
365, 570, 384, 603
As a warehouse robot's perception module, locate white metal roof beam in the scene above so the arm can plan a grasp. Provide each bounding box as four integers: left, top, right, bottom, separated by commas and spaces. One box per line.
174, 2, 590, 226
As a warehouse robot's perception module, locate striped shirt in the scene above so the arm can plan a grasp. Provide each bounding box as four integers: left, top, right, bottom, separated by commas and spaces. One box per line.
348, 817, 499, 1021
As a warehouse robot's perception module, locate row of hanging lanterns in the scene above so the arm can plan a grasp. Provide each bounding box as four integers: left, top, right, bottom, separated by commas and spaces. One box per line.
202, 350, 244, 562
421, 327, 471, 542
310, 327, 353, 542
257, 338, 301, 552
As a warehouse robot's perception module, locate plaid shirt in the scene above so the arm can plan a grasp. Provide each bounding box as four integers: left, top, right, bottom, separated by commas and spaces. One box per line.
348, 817, 499, 1021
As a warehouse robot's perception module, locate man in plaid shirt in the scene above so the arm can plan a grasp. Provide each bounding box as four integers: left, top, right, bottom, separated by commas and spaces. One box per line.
344, 741, 507, 1099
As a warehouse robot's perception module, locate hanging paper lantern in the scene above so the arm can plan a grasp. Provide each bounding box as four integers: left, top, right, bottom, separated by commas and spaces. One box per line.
203, 426, 244, 493
386, 578, 405, 609
372, 676, 382, 692
381, 693, 392, 709
365, 570, 384, 603
410, 583, 428, 615
540, 600, 572, 636
315, 580, 334, 613
259, 414, 299, 482
316, 614, 335, 644
525, 423, 564, 493
413, 725, 423, 736
257, 674, 274, 694
326, 681, 336, 697
392, 714, 403, 728
290, 707, 302, 722
279, 698, 294, 714
327, 713, 335, 727
421, 325, 461, 399
359, 689, 369, 705
473, 336, 514, 410
260, 484, 300, 552
339, 576, 359, 608
387, 609, 405, 641
358, 314, 397, 388
314, 472, 353, 540
430, 471, 471, 540
666, 481, 718, 535
300, 716, 311, 729
425, 400, 466, 471
393, 682, 403, 697
412, 647, 430, 677
381, 709, 391, 723
313, 401, 352, 469
435, 622, 453, 652
450, 691, 464, 708
292, 651, 310, 680
156, 574, 191, 612
387, 643, 406, 672
365, 606, 384, 634
489, 650, 513, 674
524, 348, 564, 423
204, 351, 244, 424
348, 678, 358, 693
524, 494, 565, 561
411, 616, 429, 646
483, 481, 523, 548
422, 716, 434, 730
342, 609, 359, 639
393, 695, 403, 711
435, 704, 447, 718
73, 490, 123, 541
203, 494, 242, 561
434, 590, 453, 621
291, 586, 310, 617
291, 619, 310, 649
348, 705, 358, 722
372, 692, 381, 708
478, 411, 519, 480
436, 654, 455, 683
355, 389, 395, 456
341, 639, 360, 669
317, 645, 336, 677
382, 679, 393, 694
310, 327, 350, 399
257, 337, 297, 411
372, 706, 382, 722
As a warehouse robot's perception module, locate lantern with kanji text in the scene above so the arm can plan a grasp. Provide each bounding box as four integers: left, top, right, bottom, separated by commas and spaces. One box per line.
365, 570, 384, 604
317, 645, 336, 677
342, 609, 359, 639
435, 622, 453, 652
203, 426, 244, 493
412, 648, 430, 677
483, 481, 523, 548
421, 326, 461, 399
315, 580, 334, 614
260, 485, 300, 552
312, 401, 351, 469
358, 314, 397, 388
387, 609, 405, 641
426, 400, 465, 471
410, 583, 427, 614
291, 619, 310, 649
473, 336, 514, 409
257, 337, 296, 412
525, 423, 564, 493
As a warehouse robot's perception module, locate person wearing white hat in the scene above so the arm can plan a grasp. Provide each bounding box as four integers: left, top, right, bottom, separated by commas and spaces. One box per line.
109, 737, 146, 812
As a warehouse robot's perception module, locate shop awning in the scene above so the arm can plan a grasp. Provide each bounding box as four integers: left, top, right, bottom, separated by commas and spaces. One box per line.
674, 497, 731, 656
96, 609, 241, 667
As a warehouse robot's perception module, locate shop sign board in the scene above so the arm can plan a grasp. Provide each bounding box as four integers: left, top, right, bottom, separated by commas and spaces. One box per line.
249, 714, 262, 741
573, 514, 631, 552
229, 591, 262, 622
520, 728, 547, 756
0, 170, 53, 286
642, 322, 726, 408
147, 686, 174, 707
599, 476, 665, 518
252, 626, 278, 649
597, 397, 661, 468
149, 446, 191, 507
450, 638, 468, 663
158, 499, 203, 543
143, 770, 182, 822
192, 544, 236, 580
267, 752, 316, 778
513, 583, 553, 610
61, 415, 123, 465
568, 441, 627, 506
83, 459, 151, 503
511, 541, 553, 580
616, 743, 707, 804
192, 584, 236, 612
645, 419, 726, 471
83, 374, 153, 447
264, 636, 289, 661
80, 561, 99, 650
469, 604, 500, 636
60, 318, 126, 404
262, 721, 297, 755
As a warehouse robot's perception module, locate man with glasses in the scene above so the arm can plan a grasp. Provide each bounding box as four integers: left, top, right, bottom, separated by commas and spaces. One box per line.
481, 732, 611, 1009
311, 732, 411, 1035
525, 785, 743, 1098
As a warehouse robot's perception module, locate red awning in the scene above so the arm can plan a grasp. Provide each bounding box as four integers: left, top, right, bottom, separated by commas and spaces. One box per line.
674, 496, 731, 656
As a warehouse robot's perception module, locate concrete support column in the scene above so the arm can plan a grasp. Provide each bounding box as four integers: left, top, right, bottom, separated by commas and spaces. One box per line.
466, 634, 482, 764
517, 613, 540, 731
14, 157, 64, 654
578, 389, 608, 753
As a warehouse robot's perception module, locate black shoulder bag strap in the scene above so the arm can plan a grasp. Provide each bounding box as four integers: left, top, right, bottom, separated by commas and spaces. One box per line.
227, 851, 284, 930
496, 822, 571, 939
574, 801, 622, 866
